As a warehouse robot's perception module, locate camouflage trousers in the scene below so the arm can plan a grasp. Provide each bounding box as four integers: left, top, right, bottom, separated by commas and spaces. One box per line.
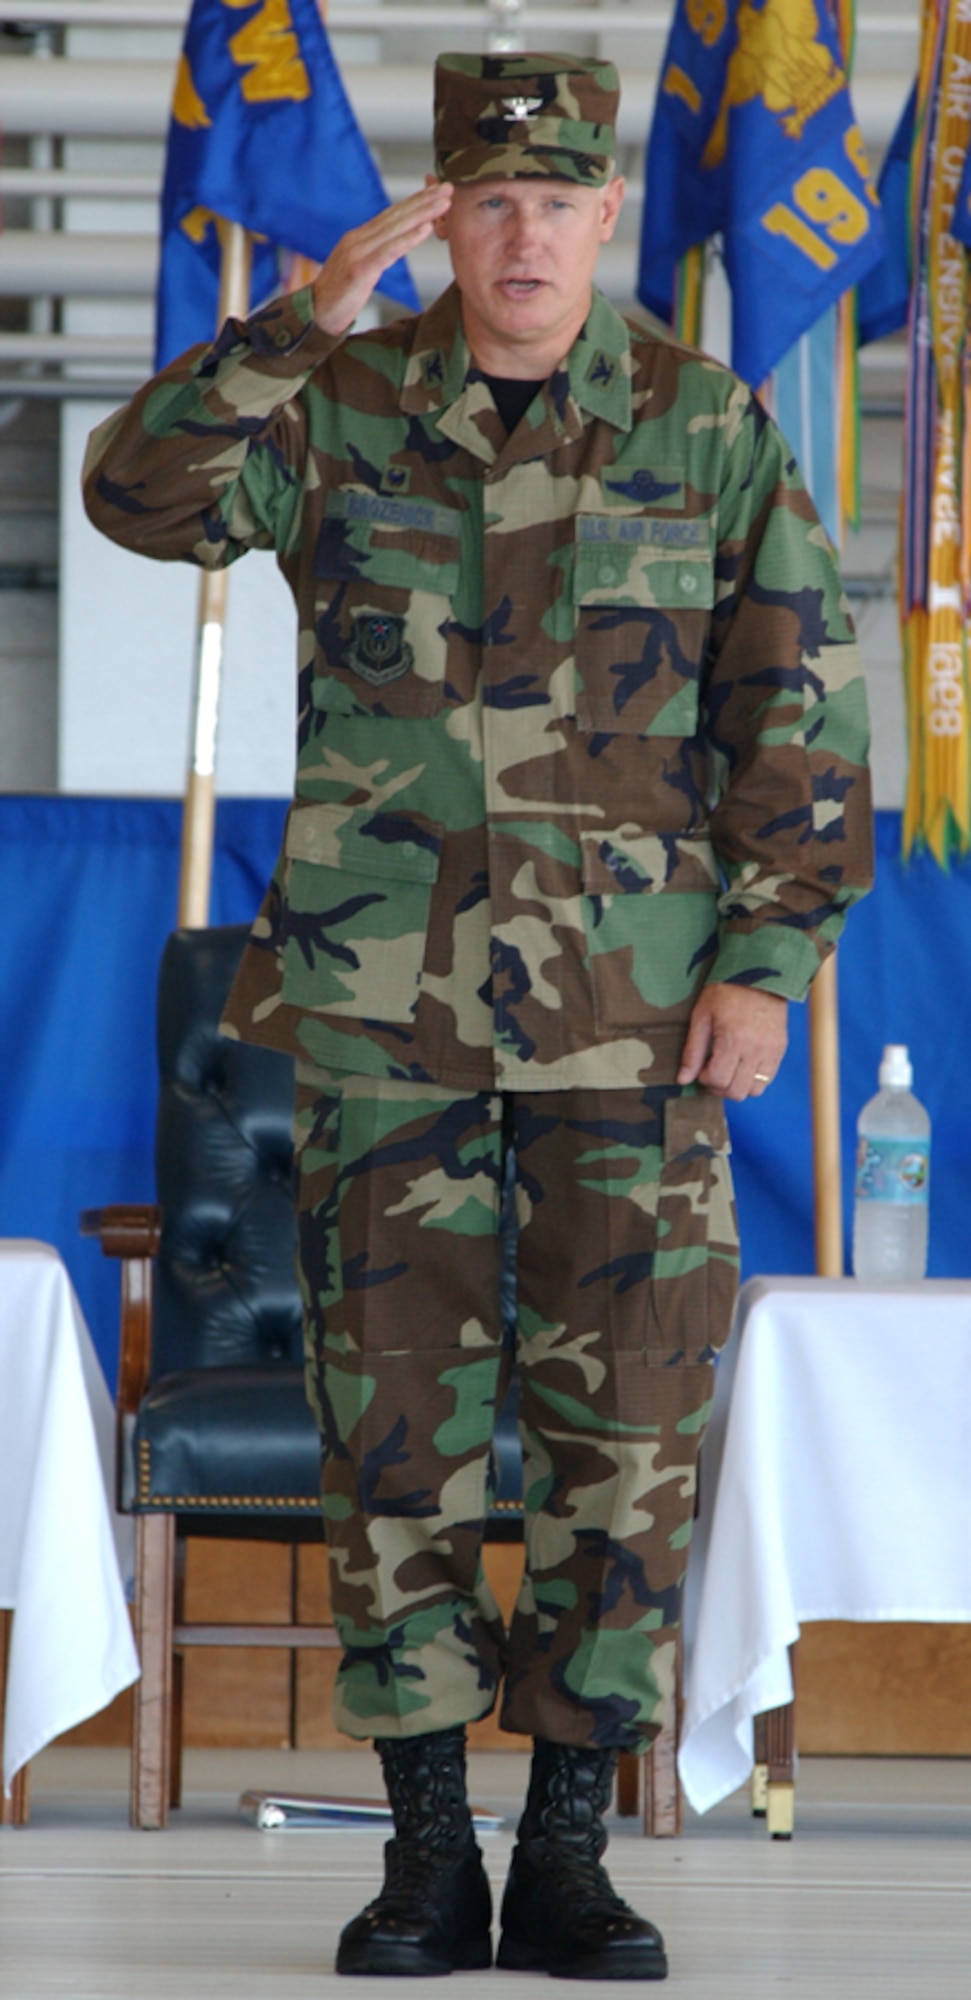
293, 1065, 739, 1754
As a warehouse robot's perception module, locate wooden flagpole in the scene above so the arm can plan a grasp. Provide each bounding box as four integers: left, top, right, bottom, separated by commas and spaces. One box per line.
809, 951, 844, 1276
177, 220, 253, 927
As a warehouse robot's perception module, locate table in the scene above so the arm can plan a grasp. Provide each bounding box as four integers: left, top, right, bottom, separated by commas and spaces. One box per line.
678, 1275, 971, 1824
1, 1241, 139, 1817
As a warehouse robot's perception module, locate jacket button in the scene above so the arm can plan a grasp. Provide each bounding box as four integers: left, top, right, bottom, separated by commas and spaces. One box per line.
679, 571, 698, 594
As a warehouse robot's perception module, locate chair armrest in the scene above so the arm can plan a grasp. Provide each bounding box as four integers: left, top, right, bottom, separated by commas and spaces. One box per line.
80, 1204, 162, 1262
80, 1204, 162, 1508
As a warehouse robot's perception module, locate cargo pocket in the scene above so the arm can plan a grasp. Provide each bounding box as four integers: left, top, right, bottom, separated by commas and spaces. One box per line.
312, 490, 462, 721
572, 513, 713, 736
646, 1094, 739, 1367
280, 800, 443, 1024
580, 827, 721, 1037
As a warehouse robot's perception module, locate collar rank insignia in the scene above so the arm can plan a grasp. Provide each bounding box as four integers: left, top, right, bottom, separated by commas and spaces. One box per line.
588, 353, 616, 388
344, 612, 414, 687
502, 95, 543, 120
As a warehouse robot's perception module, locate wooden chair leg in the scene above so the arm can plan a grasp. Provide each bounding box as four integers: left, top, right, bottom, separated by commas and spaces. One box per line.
615, 1751, 639, 1816
169, 1654, 184, 1813
762, 1702, 795, 1838
169, 1541, 186, 1810
642, 1628, 683, 1837
0, 1610, 30, 1826
642, 1704, 682, 1837
763, 1644, 796, 1838
0, 1763, 30, 1827
751, 1710, 768, 1815
131, 1511, 175, 1829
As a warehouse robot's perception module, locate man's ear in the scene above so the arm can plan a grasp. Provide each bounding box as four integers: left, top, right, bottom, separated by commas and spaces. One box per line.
598, 176, 626, 243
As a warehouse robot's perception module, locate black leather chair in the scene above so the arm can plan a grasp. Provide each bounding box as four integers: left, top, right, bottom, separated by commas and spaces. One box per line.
84, 926, 671, 1831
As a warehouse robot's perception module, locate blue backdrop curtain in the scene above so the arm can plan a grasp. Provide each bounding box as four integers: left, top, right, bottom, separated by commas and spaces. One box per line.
0, 797, 966, 1388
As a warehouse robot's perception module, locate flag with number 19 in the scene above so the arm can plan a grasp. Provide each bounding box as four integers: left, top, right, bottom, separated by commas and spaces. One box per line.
637, 0, 885, 388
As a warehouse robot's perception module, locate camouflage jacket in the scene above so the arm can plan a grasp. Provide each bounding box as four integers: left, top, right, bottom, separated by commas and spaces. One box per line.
83, 282, 873, 1091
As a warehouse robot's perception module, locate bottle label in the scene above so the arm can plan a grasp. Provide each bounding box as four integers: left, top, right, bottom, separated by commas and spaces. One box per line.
855, 1136, 930, 1206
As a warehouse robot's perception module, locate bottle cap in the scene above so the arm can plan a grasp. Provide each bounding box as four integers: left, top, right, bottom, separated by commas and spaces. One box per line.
878, 1044, 912, 1089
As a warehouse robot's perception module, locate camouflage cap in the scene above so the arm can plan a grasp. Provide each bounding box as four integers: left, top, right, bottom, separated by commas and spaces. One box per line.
433, 51, 620, 186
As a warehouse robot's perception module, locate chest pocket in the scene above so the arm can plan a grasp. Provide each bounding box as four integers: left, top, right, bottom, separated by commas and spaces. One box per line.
312, 490, 462, 721
572, 513, 714, 737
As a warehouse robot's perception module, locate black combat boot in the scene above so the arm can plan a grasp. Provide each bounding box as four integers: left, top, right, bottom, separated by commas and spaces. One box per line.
335, 1725, 493, 1976
497, 1738, 668, 1980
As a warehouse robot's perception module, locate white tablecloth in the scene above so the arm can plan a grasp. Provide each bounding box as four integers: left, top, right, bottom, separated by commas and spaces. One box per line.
1, 1241, 139, 1794
678, 1275, 971, 1816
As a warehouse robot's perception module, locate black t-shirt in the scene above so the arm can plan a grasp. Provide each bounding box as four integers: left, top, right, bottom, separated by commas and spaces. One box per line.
482, 374, 547, 434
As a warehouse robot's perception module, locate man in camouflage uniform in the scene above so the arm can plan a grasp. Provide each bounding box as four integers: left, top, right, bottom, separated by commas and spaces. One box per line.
84, 50, 872, 1983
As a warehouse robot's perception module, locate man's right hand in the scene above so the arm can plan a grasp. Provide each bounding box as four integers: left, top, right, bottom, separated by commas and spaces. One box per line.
312, 183, 454, 336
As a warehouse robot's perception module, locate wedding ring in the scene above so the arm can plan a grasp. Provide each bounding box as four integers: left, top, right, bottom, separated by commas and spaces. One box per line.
754, 1071, 770, 1082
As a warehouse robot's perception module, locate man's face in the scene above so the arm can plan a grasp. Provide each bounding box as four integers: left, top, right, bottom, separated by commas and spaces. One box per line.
432, 175, 625, 376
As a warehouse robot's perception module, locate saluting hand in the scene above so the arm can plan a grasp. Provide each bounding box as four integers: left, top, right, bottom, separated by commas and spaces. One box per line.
312, 183, 454, 336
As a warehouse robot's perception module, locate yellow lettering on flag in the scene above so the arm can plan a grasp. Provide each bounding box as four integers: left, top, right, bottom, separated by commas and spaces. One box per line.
687, 0, 728, 48
180, 203, 269, 253
662, 63, 703, 116
227, 0, 311, 105
844, 122, 878, 207
172, 54, 211, 129
180, 204, 217, 245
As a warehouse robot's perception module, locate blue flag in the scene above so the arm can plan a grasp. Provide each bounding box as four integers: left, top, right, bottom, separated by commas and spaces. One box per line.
156, 0, 419, 368
857, 83, 915, 347
637, 0, 884, 386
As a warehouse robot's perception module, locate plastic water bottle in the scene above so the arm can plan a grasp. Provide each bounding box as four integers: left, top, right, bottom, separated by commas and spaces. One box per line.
852, 1045, 930, 1281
